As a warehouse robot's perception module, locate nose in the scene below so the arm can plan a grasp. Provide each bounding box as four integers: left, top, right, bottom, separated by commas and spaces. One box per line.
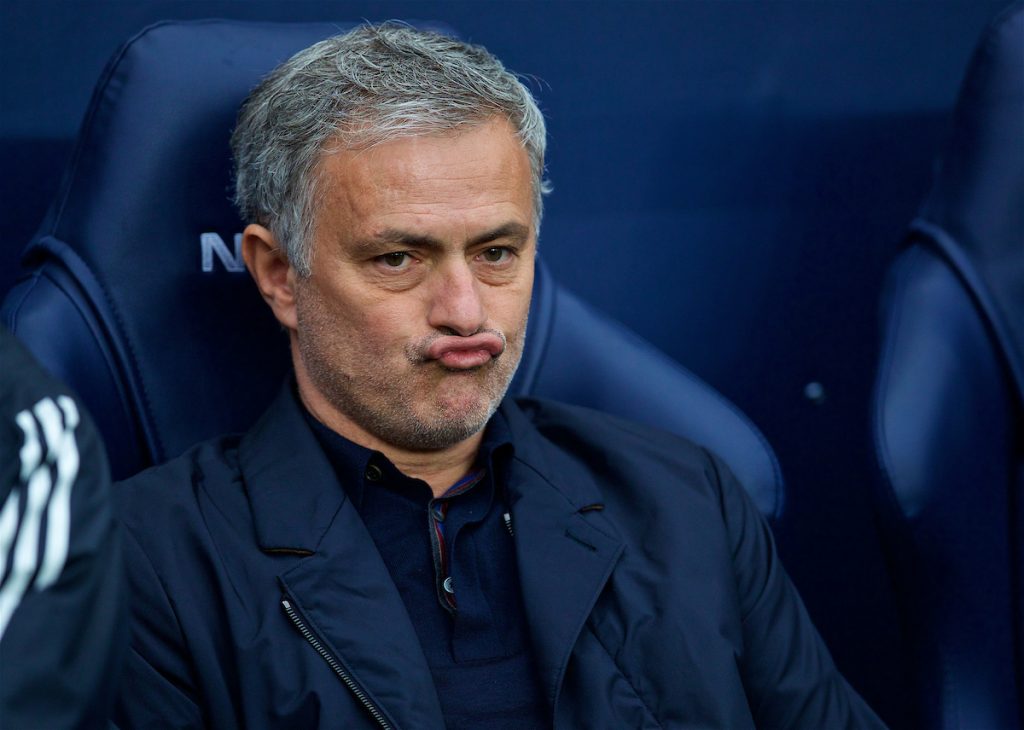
427, 260, 486, 336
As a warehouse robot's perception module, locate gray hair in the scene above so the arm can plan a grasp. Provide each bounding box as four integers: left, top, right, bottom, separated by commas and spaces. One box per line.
231, 22, 550, 276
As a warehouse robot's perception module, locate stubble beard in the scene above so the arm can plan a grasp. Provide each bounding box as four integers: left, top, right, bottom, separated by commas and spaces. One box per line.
295, 293, 526, 452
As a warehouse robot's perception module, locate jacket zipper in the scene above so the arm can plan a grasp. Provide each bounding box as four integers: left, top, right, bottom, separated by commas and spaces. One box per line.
281, 598, 392, 730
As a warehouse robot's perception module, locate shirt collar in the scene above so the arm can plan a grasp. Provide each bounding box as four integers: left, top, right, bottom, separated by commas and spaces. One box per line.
296, 387, 516, 507
478, 407, 516, 484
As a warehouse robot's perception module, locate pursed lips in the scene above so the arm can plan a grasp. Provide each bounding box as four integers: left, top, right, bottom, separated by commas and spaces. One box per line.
422, 332, 505, 370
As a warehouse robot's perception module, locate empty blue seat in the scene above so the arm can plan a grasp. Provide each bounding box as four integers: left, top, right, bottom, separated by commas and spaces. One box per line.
872, 4, 1024, 728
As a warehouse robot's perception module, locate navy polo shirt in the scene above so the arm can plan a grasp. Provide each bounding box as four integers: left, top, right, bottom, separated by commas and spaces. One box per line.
301, 401, 549, 729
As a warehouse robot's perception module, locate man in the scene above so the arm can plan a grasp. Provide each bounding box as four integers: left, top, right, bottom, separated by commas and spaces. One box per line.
0, 326, 126, 728
114, 24, 887, 729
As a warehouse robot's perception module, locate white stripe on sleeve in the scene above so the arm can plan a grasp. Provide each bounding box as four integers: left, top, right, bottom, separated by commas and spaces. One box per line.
0, 491, 21, 586
35, 396, 80, 589
16, 409, 41, 482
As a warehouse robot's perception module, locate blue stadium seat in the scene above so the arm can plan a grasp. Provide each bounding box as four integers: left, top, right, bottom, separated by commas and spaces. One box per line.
0, 19, 782, 520
872, 4, 1024, 728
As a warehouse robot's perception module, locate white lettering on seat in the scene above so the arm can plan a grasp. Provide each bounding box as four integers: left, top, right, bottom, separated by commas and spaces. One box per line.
200, 232, 245, 272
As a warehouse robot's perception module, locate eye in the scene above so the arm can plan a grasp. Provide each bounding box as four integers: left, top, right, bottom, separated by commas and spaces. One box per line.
377, 251, 413, 269
479, 247, 512, 264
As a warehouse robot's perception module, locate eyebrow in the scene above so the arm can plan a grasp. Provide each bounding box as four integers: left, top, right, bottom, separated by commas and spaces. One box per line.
355, 221, 530, 254
466, 222, 531, 247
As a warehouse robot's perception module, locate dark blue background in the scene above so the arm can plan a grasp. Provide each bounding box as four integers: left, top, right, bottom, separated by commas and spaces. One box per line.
0, 2, 1009, 726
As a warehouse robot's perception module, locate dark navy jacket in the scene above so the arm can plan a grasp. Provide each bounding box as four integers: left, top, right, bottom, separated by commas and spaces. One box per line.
113, 385, 886, 729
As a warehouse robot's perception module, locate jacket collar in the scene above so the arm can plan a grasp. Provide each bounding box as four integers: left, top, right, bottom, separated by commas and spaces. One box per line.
239, 382, 345, 554
499, 398, 626, 710
241, 383, 445, 728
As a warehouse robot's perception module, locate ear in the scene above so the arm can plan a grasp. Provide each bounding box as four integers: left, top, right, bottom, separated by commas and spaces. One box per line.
241, 223, 299, 331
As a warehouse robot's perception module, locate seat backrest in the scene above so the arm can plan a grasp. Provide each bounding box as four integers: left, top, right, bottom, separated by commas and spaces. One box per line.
872, 4, 1024, 728
0, 19, 783, 518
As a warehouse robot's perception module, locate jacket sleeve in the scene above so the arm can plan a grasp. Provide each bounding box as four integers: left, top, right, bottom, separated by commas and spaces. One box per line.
113, 526, 205, 729
706, 451, 889, 730
0, 384, 127, 729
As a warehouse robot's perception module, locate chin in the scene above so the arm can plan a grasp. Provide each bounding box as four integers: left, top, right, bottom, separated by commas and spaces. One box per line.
435, 382, 508, 420
432, 400, 495, 434
388, 416, 489, 452
397, 395, 501, 450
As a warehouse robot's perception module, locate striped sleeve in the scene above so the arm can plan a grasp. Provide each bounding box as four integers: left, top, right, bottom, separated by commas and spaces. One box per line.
0, 395, 82, 639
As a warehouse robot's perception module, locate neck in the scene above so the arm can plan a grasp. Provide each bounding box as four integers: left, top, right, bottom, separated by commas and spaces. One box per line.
294, 367, 483, 498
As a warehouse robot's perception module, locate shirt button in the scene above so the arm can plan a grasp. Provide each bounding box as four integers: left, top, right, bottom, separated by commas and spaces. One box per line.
443, 576, 454, 594
432, 505, 445, 522
365, 464, 383, 482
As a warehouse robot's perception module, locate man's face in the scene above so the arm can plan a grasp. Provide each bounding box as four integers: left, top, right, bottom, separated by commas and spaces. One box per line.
291, 117, 535, 451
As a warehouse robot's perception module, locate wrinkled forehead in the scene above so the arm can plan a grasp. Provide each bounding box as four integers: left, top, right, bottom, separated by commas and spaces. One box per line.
310, 118, 536, 243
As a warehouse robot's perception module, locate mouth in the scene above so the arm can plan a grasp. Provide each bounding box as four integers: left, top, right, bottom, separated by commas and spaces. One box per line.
422, 332, 505, 371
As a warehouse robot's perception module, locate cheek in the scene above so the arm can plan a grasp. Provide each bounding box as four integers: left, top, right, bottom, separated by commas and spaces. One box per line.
348, 301, 421, 355
311, 278, 405, 333
492, 285, 533, 331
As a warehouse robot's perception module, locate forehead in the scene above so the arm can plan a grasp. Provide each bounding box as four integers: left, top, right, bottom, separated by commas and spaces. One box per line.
314, 118, 534, 237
